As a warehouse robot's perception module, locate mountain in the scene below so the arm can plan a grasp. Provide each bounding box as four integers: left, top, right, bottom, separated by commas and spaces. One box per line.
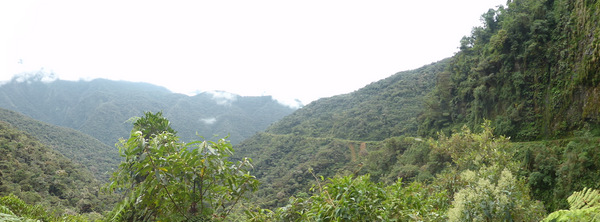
266, 59, 448, 141
0, 120, 116, 214
235, 0, 600, 211
0, 108, 118, 182
418, 0, 600, 140
0, 77, 296, 146
235, 61, 447, 207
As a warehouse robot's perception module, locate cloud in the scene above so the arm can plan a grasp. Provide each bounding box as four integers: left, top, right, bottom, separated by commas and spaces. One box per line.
273, 96, 303, 109
207, 91, 239, 105
11, 69, 58, 84
199, 117, 217, 125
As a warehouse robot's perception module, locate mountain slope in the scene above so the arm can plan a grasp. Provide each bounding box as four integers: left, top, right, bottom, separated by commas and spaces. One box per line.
0, 108, 119, 182
237, 0, 600, 210
418, 0, 600, 140
266, 59, 448, 141
235, 61, 447, 207
0, 120, 115, 214
0, 78, 296, 145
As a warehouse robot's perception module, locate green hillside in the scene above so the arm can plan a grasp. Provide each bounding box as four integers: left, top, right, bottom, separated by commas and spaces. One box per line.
419, 0, 600, 140
2, 0, 600, 220
235, 62, 448, 207
0, 78, 296, 146
0, 108, 119, 182
266, 59, 448, 141
235, 0, 600, 216
0, 120, 115, 216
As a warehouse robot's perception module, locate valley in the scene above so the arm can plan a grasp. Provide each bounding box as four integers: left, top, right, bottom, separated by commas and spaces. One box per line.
1, 0, 600, 221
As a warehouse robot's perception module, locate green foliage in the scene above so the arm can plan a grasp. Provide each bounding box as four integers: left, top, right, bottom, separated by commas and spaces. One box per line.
235, 133, 372, 209
250, 175, 448, 222
305, 175, 388, 221
419, 0, 600, 140
512, 130, 600, 211
430, 121, 517, 172
0, 193, 55, 221
543, 187, 600, 221
567, 187, 600, 211
267, 59, 448, 141
0, 121, 115, 215
0, 108, 119, 182
448, 167, 545, 222
106, 112, 259, 221
0, 194, 98, 222
427, 122, 546, 221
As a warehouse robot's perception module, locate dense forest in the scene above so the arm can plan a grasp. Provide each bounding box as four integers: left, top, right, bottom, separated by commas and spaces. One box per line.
0, 77, 296, 145
2, 0, 600, 221
419, 0, 600, 140
0, 108, 118, 182
0, 120, 116, 221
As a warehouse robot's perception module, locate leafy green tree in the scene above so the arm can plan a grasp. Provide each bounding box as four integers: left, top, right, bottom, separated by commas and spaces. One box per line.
249, 174, 448, 221
447, 167, 545, 222
106, 112, 259, 221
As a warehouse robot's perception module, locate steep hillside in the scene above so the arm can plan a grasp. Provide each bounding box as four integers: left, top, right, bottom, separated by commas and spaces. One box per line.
0, 77, 296, 145
237, 0, 600, 211
266, 59, 448, 141
0, 108, 118, 182
235, 61, 447, 207
0, 121, 115, 214
419, 0, 600, 140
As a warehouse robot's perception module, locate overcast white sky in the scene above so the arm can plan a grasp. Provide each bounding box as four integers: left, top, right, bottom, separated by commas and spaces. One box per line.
1, 0, 506, 106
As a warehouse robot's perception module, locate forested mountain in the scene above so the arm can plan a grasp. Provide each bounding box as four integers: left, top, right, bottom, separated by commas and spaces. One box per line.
3, 0, 600, 220
235, 0, 600, 217
266, 59, 448, 141
0, 108, 118, 182
419, 0, 600, 140
0, 120, 115, 217
0, 77, 296, 146
235, 61, 448, 207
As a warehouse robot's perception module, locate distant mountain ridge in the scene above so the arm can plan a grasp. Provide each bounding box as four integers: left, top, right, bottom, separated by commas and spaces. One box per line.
0, 77, 297, 146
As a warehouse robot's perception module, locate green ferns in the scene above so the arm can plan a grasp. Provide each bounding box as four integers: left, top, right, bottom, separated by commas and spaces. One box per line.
543, 187, 600, 221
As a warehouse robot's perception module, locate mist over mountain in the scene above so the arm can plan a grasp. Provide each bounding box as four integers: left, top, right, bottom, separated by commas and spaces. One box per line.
0, 77, 297, 146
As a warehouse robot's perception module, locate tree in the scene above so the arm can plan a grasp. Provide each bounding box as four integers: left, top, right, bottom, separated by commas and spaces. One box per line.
248, 174, 448, 221
447, 167, 545, 221
106, 112, 259, 221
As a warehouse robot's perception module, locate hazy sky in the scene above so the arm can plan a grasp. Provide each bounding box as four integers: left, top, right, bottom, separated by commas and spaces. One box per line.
1, 0, 506, 106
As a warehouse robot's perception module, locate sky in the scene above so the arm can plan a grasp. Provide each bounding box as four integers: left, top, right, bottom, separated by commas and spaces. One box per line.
1, 0, 506, 107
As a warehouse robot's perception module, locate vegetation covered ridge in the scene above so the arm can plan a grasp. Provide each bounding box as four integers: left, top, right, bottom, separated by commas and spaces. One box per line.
0, 108, 119, 182
0, 76, 296, 145
419, 0, 600, 140
0, 120, 116, 220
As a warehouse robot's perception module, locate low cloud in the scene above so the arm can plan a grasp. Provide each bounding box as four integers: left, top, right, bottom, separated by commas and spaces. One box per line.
11, 70, 58, 84
273, 96, 303, 109
207, 91, 239, 105
200, 117, 217, 125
